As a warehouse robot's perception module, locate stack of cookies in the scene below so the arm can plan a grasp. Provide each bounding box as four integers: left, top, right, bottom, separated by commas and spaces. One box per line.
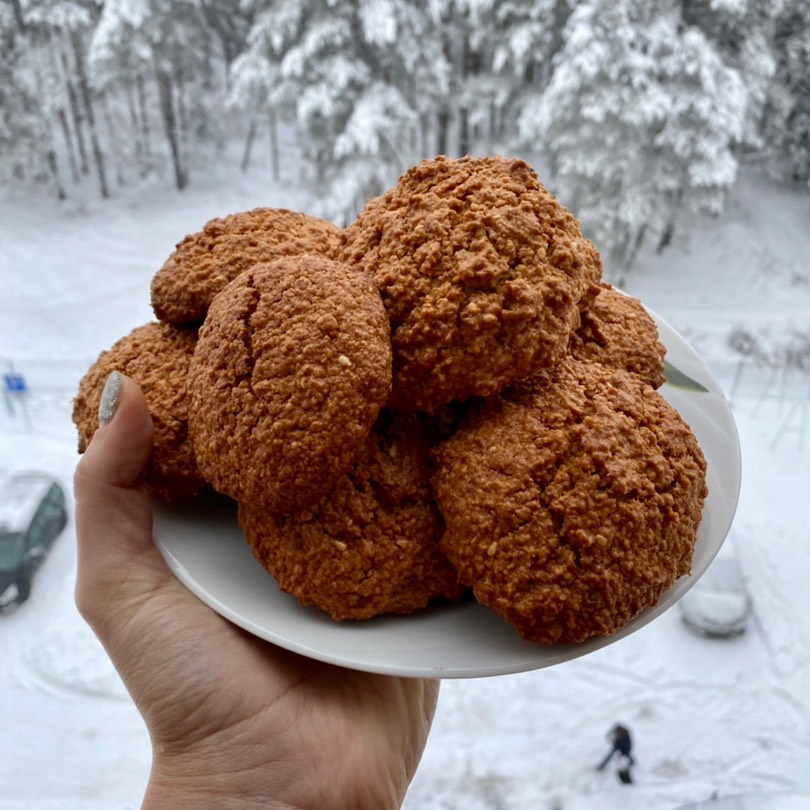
73, 156, 708, 645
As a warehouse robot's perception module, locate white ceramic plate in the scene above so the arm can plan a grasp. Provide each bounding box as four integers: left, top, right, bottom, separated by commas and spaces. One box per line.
154, 311, 742, 678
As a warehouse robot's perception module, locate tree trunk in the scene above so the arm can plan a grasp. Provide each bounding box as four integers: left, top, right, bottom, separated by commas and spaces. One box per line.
548, 0, 572, 86
155, 65, 188, 190
60, 47, 89, 176
458, 106, 470, 156
437, 3, 456, 158
269, 107, 280, 181
10, 0, 26, 33
136, 74, 151, 161
27, 33, 67, 198
47, 149, 66, 200
45, 36, 79, 184
100, 94, 124, 186
57, 108, 81, 183
65, 83, 88, 175
612, 222, 647, 288
656, 222, 674, 253
488, 99, 498, 150
436, 108, 450, 156
70, 30, 109, 198
629, 223, 647, 270
419, 112, 430, 158
241, 114, 258, 172
175, 68, 189, 167
458, 24, 481, 155
126, 84, 144, 165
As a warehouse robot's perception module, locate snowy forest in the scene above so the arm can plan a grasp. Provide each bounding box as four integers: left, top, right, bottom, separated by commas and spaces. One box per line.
2, 0, 809, 277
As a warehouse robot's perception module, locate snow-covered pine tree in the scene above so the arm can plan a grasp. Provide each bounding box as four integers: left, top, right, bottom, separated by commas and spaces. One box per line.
763, 0, 810, 182
652, 22, 747, 249
89, 0, 227, 190
318, 0, 431, 220
424, 0, 557, 158
359, 0, 448, 161
518, 0, 746, 283
228, 47, 281, 176
490, 0, 569, 150
238, 0, 447, 223
681, 0, 781, 156
518, 0, 672, 279
0, 0, 99, 198
330, 0, 450, 219
199, 0, 251, 75
0, 5, 54, 190
424, 0, 497, 156
238, 0, 376, 216
228, 1, 309, 179
68, 22, 110, 198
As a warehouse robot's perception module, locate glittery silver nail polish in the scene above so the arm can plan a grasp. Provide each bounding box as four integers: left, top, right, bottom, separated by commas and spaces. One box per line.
98, 371, 123, 425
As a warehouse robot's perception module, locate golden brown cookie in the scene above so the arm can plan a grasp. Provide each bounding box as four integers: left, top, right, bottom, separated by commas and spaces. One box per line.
151, 207, 345, 325
343, 155, 603, 412
72, 321, 204, 501
188, 255, 392, 513
569, 283, 666, 388
238, 410, 463, 620
431, 359, 708, 645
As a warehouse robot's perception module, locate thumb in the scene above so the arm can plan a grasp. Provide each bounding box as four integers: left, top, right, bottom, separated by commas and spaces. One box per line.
76, 370, 153, 492
74, 372, 171, 630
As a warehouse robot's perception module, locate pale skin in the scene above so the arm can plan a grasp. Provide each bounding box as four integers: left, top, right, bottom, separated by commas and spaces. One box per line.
74, 374, 439, 810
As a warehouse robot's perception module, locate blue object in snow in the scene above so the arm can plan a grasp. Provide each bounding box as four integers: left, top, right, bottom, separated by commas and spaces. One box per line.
3, 374, 27, 394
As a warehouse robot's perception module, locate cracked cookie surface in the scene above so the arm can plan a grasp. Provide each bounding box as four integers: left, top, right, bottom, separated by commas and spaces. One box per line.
151, 207, 345, 325
72, 321, 204, 501
238, 410, 463, 620
188, 255, 392, 513
431, 359, 708, 644
343, 155, 602, 412
569, 283, 666, 388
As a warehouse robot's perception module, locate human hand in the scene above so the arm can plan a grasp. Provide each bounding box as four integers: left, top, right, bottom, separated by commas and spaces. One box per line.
74, 372, 439, 810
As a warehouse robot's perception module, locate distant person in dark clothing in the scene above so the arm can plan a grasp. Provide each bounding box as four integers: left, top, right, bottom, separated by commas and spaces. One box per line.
597, 724, 634, 783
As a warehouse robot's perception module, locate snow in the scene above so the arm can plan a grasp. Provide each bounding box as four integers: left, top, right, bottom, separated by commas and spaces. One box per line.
1, 162, 810, 809
0, 474, 55, 533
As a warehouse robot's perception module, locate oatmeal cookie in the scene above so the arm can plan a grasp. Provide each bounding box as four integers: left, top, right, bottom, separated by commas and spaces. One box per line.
239, 410, 463, 620
151, 207, 345, 325
343, 155, 603, 411
188, 255, 392, 513
431, 359, 708, 644
569, 283, 666, 388
72, 321, 204, 501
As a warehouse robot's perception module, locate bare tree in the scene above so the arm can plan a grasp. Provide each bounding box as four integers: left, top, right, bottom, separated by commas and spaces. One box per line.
70, 29, 108, 197
9, 0, 26, 34
155, 64, 187, 190
59, 47, 89, 176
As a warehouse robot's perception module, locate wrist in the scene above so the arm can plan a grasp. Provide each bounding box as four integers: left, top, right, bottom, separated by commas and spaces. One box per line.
142, 783, 291, 810
142, 751, 405, 810
142, 755, 300, 810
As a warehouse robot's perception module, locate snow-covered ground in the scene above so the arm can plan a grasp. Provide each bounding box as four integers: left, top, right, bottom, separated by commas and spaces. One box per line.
1, 161, 809, 810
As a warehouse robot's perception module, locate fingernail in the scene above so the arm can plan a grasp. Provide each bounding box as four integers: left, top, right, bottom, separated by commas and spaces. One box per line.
98, 371, 123, 425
